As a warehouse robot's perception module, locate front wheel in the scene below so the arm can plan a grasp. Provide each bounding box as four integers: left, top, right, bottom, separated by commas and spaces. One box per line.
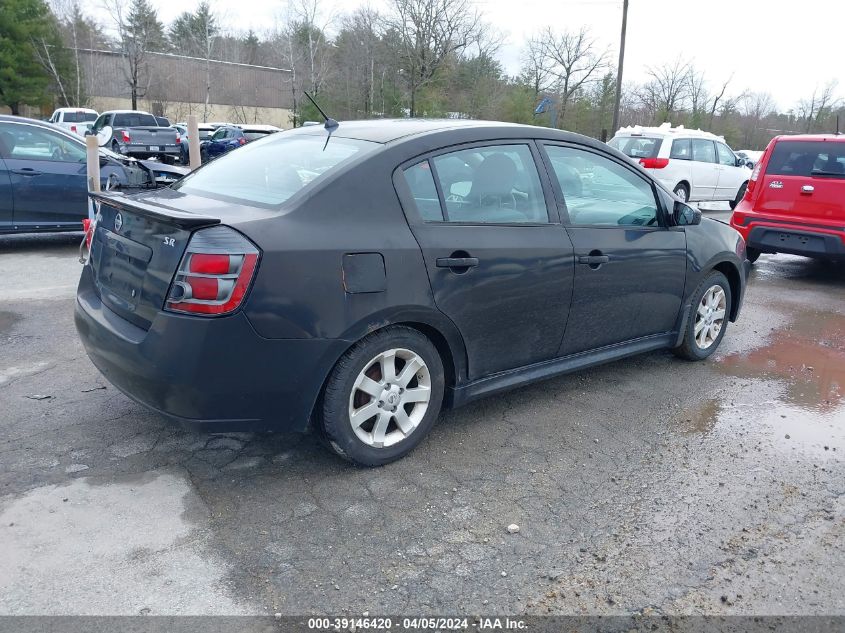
673, 271, 732, 361
318, 326, 445, 466
673, 183, 690, 202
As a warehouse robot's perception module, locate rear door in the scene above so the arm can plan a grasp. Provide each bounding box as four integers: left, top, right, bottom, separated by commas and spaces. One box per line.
540, 142, 686, 355
396, 141, 574, 380
756, 140, 845, 222
0, 122, 88, 228
690, 139, 718, 200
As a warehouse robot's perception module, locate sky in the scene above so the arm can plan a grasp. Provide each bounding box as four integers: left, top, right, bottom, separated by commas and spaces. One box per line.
83, 0, 845, 112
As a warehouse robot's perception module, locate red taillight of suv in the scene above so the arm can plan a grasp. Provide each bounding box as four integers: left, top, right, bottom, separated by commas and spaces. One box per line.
165, 226, 260, 316
122, 130, 131, 144
745, 160, 763, 197
639, 157, 669, 169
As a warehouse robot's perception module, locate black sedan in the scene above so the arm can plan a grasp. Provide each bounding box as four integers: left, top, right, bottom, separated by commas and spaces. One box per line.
75, 119, 749, 466
0, 115, 187, 234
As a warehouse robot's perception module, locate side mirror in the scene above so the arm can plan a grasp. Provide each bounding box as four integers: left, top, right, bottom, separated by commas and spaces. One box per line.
673, 200, 701, 226
735, 156, 745, 167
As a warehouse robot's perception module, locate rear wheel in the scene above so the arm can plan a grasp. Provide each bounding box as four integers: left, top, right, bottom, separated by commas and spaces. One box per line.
318, 326, 445, 466
746, 247, 761, 263
729, 182, 748, 210
673, 271, 732, 361
673, 183, 690, 202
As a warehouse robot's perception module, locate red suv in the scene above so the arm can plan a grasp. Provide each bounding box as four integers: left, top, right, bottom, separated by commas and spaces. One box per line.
730, 134, 845, 262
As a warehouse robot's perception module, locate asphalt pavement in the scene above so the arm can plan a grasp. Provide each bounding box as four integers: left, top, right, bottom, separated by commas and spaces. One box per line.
1, 221, 843, 617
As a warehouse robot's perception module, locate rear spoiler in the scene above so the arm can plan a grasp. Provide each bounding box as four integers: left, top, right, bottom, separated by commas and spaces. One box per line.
89, 191, 220, 229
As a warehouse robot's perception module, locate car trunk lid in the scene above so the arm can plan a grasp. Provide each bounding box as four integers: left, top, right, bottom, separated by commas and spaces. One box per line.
754, 139, 845, 223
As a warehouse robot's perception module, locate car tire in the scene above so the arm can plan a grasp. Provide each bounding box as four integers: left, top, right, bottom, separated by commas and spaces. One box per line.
673, 183, 690, 202
318, 326, 445, 467
745, 247, 761, 263
729, 182, 748, 210
673, 271, 732, 361
179, 146, 188, 165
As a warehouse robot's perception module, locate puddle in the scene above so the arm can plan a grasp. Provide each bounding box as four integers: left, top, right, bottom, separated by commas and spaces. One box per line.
679, 309, 845, 457
718, 309, 845, 413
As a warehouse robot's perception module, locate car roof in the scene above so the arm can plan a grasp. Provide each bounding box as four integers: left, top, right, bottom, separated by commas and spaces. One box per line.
0, 114, 87, 141
282, 118, 565, 144
54, 107, 98, 113
772, 134, 845, 143
239, 124, 282, 132
101, 110, 154, 115
614, 123, 727, 143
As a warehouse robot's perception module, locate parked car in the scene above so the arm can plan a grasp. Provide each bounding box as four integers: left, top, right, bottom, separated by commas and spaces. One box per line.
610, 123, 749, 208
735, 150, 762, 169
49, 108, 99, 136
730, 134, 845, 262
0, 115, 188, 234
75, 119, 749, 466
200, 124, 280, 162
88, 110, 180, 162
174, 123, 218, 164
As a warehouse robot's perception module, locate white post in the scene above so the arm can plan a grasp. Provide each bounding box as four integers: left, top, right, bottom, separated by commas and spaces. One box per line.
187, 114, 201, 170
85, 135, 100, 220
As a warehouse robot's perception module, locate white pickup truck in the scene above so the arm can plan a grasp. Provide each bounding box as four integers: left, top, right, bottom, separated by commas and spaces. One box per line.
48, 108, 99, 136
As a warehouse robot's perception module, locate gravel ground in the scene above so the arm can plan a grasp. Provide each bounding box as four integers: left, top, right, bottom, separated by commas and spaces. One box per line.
0, 223, 842, 617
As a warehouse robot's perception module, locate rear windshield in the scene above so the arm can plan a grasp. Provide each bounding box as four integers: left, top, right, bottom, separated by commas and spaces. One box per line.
766, 141, 845, 178
62, 111, 97, 123
113, 113, 158, 127
173, 134, 379, 206
609, 136, 662, 159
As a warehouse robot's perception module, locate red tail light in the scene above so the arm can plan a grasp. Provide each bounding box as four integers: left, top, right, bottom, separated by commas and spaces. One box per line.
71, 125, 77, 133
639, 157, 669, 169
238, 137, 246, 145
121, 130, 131, 143
175, 134, 181, 145
746, 160, 763, 196
82, 218, 93, 249
165, 226, 260, 316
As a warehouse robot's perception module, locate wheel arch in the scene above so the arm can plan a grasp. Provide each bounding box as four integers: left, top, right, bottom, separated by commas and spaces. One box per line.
711, 260, 742, 321
673, 180, 691, 196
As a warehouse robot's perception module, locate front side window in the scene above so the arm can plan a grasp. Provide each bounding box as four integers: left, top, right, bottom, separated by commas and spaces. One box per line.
91, 114, 107, 132
670, 138, 692, 160
691, 139, 716, 164
0, 123, 87, 163
174, 134, 378, 207
430, 144, 548, 223
716, 143, 736, 166
545, 145, 659, 227
211, 128, 227, 141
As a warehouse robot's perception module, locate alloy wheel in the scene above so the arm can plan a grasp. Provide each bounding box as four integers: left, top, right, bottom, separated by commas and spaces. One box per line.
348, 348, 432, 449
694, 285, 727, 350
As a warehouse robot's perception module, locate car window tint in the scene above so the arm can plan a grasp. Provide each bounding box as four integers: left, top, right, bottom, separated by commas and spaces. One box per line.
691, 139, 716, 163
174, 135, 378, 207
545, 145, 658, 227
63, 111, 97, 123
431, 144, 548, 223
113, 113, 158, 127
670, 138, 691, 160
0, 123, 86, 163
608, 136, 662, 159
403, 160, 443, 221
716, 143, 736, 166
766, 141, 845, 178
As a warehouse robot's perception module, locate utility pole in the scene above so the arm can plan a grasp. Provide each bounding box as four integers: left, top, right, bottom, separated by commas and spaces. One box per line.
611, 0, 629, 136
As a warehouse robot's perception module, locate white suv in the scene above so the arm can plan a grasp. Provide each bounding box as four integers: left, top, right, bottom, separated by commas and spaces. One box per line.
609, 123, 750, 208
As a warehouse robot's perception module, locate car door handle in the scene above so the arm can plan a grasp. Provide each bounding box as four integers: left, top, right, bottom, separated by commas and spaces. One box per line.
801, 185, 814, 194
11, 168, 42, 176
578, 255, 610, 265
436, 256, 479, 269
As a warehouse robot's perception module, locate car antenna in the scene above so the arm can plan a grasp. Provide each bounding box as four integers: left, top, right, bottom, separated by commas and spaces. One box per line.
303, 91, 338, 150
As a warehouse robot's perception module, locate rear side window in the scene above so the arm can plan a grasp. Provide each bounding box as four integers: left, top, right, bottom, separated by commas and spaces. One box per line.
670, 138, 691, 160
766, 141, 845, 178
692, 139, 716, 163
430, 144, 548, 223
173, 134, 378, 206
609, 136, 662, 159
113, 113, 158, 127
403, 161, 443, 221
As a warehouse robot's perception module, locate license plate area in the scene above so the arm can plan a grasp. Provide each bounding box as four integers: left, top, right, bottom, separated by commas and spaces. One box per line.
149, 145, 164, 151
93, 228, 153, 311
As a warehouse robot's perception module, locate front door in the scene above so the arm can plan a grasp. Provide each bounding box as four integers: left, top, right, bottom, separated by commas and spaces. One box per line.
541, 143, 687, 355
397, 142, 574, 380
715, 142, 746, 200
690, 139, 719, 200
0, 122, 88, 228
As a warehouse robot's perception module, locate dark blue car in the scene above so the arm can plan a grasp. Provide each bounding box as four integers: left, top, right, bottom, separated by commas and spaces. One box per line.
201, 125, 279, 162
0, 115, 188, 233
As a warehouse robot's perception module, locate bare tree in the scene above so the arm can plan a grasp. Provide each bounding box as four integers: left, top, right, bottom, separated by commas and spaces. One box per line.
640, 57, 691, 122
708, 74, 732, 130
519, 34, 555, 98
799, 80, 840, 132
387, 0, 483, 117
740, 91, 775, 147
686, 66, 709, 129
539, 27, 608, 126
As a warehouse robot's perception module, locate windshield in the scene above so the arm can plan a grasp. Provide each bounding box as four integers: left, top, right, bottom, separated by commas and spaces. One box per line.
609, 136, 663, 159
173, 133, 379, 206
113, 113, 158, 127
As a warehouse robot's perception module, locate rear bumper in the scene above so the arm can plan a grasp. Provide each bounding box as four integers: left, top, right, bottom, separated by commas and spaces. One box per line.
732, 214, 845, 258
74, 266, 347, 432
121, 144, 180, 157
